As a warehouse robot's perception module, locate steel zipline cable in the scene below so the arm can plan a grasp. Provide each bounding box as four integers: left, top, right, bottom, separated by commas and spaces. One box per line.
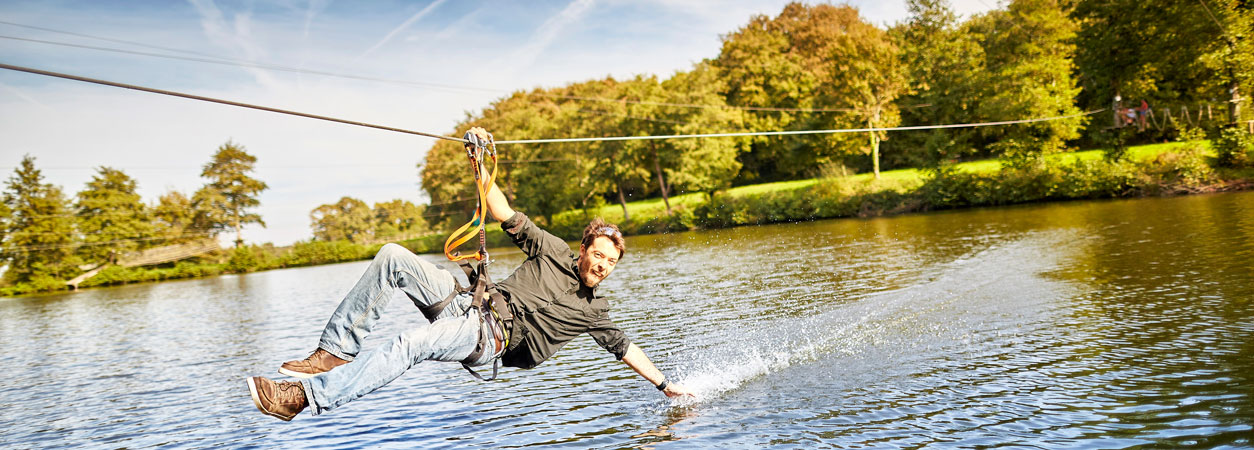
0, 62, 471, 144
1, 62, 1103, 146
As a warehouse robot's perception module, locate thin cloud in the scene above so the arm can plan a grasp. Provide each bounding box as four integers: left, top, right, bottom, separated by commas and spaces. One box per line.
186, 0, 281, 87
508, 0, 596, 71
361, 0, 450, 58
0, 80, 53, 111
303, 0, 332, 39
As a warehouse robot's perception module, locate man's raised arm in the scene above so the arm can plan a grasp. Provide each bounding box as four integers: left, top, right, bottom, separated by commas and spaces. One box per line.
468, 126, 515, 222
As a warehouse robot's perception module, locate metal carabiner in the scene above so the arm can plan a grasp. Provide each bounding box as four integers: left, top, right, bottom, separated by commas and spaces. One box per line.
463, 130, 494, 151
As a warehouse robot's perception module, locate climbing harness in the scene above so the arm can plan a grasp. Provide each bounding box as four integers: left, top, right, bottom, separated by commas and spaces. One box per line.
418, 130, 513, 381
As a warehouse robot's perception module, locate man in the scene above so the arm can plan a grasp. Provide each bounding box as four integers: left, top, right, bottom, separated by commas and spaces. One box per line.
245, 127, 693, 421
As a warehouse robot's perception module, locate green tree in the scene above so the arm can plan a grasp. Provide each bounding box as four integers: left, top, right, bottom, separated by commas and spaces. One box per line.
1, 155, 78, 287
655, 63, 750, 203
310, 196, 374, 243
1073, 0, 1251, 127
0, 201, 10, 247
373, 199, 427, 241
715, 3, 908, 180
532, 79, 634, 219
152, 190, 196, 243
420, 132, 477, 230
1188, 0, 1251, 124
825, 12, 908, 178
585, 76, 660, 220
714, 3, 826, 182
421, 89, 573, 227
889, 0, 987, 166
191, 186, 229, 239
75, 167, 153, 264
195, 141, 268, 246
969, 0, 1084, 162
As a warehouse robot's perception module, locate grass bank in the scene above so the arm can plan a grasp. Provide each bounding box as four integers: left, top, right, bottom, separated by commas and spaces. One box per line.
547, 140, 1254, 239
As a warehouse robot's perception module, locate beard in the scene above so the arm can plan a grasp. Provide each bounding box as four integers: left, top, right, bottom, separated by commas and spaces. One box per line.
578, 257, 606, 287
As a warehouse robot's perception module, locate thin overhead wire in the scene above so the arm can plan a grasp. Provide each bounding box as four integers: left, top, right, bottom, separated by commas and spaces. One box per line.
0, 19, 227, 60
0, 22, 902, 114
576, 108, 690, 125
553, 93, 856, 112
3, 232, 217, 252
0, 34, 494, 95
0, 62, 470, 144
495, 110, 1106, 144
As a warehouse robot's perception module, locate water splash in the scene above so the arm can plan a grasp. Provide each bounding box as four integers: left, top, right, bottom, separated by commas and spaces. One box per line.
666, 232, 1072, 407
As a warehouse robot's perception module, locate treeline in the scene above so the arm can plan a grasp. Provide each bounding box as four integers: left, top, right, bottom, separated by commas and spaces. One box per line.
0, 142, 267, 294
420, 0, 1252, 228
0, 139, 440, 295
309, 196, 429, 244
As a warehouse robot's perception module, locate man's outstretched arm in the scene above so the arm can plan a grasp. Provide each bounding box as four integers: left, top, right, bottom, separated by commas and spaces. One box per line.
622, 343, 695, 398
468, 126, 515, 222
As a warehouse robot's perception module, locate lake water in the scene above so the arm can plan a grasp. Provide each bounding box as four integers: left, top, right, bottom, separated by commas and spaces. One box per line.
2, 191, 1252, 449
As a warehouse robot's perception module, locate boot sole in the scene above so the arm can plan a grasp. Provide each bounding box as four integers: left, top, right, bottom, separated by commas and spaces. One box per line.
277, 367, 319, 379
246, 377, 296, 422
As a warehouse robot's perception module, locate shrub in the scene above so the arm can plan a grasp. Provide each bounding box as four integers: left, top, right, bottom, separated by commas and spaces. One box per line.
1145, 143, 1213, 185
621, 206, 696, 235
1177, 126, 1207, 143
917, 166, 993, 209
280, 240, 378, 267
1052, 158, 1140, 199
1099, 127, 1133, 162
226, 246, 260, 273
1214, 126, 1254, 167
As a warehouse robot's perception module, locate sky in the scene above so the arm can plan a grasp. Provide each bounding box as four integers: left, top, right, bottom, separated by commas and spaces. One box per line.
0, 0, 996, 246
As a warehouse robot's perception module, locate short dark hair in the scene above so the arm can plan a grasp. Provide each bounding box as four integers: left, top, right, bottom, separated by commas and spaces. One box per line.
581, 218, 625, 259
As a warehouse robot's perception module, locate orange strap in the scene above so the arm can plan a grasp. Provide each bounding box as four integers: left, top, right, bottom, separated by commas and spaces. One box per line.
443, 139, 498, 262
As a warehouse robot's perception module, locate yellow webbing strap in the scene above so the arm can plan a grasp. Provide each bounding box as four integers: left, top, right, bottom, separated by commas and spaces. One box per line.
443, 134, 498, 263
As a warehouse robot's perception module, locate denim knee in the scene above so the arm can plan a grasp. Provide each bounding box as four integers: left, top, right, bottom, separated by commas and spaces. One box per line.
378, 243, 408, 260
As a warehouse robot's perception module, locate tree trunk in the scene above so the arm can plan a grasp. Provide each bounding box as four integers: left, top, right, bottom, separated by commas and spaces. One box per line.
233, 216, 243, 247
1230, 80, 1241, 125
869, 115, 881, 180
1112, 90, 1122, 128
617, 184, 630, 222
652, 144, 672, 215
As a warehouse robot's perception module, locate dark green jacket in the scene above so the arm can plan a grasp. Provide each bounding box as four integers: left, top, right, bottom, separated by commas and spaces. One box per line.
497, 212, 631, 369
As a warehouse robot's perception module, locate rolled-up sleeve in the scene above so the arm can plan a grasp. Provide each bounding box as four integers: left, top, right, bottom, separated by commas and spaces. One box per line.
588, 315, 631, 360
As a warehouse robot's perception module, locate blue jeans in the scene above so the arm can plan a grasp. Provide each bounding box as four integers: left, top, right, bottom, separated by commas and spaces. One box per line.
299, 243, 494, 416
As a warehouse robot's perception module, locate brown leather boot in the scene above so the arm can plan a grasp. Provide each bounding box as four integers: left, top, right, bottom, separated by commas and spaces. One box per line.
246, 376, 308, 421
278, 348, 348, 378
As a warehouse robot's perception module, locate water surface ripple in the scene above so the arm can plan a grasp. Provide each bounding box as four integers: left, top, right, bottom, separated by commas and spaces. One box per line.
2, 191, 1252, 448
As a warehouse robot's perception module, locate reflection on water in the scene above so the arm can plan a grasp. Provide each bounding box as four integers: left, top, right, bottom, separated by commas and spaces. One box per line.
2, 191, 1252, 448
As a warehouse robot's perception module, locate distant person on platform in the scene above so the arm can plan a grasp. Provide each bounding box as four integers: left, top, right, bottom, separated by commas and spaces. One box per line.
244, 127, 694, 421
1136, 99, 1152, 131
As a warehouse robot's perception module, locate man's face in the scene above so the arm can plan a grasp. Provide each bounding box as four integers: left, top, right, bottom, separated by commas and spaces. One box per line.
578, 236, 620, 288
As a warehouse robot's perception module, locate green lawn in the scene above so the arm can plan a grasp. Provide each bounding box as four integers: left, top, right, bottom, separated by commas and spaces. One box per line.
948, 140, 1208, 175
560, 140, 1207, 224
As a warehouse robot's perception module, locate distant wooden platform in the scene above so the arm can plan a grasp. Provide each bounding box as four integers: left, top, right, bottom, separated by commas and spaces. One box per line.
66, 239, 220, 289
